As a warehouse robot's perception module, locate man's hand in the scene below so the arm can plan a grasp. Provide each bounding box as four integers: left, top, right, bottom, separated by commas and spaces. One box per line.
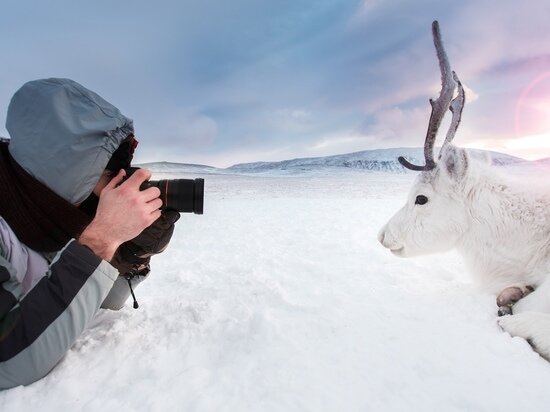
79, 168, 162, 261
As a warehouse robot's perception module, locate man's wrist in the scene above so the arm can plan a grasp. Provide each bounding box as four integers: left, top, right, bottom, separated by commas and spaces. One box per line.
78, 223, 119, 262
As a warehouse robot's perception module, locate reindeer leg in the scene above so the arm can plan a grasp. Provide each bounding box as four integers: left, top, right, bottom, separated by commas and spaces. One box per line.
498, 279, 550, 360
513, 278, 550, 315
499, 312, 550, 361
496, 286, 534, 316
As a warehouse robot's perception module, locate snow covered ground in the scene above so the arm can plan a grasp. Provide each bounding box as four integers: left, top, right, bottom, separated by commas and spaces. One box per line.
3, 169, 550, 412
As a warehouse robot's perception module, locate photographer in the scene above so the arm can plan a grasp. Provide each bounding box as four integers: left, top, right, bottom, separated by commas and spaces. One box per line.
0, 78, 179, 389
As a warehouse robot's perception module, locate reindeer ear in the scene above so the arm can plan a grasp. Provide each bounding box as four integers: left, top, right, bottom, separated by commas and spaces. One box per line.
439, 145, 469, 182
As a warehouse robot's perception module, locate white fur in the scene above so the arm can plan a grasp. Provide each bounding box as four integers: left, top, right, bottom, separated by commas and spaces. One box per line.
498, 313, 550, 360
379, 145, 550, 359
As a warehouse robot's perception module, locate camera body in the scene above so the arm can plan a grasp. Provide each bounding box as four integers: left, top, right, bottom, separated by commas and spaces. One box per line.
127, 167, 204, 214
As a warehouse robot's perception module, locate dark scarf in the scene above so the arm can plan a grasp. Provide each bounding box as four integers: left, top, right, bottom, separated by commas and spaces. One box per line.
0, 141, 92, 252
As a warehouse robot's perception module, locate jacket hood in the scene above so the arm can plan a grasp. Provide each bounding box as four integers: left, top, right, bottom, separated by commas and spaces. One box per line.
6, 78, 134, 204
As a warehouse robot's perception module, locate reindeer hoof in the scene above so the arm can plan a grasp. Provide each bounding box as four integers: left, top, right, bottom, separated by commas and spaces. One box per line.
498, 306, 513, 317
496, 286, 535, 316
497, 287, 525, 307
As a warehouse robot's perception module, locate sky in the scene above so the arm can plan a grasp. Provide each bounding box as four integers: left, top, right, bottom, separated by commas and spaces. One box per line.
0, 0, 549, 168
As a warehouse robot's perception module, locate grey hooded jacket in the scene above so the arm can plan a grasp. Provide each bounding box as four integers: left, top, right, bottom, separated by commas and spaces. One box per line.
0, 78, 134, 389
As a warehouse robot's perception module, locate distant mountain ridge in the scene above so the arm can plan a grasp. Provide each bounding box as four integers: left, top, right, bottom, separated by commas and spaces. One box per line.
227, 147, 527, 174
137, 161, 217, 172
139, 147, 534, 175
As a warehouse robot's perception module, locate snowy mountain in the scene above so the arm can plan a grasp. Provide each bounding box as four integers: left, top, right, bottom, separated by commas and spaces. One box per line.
135, 161, 222, 175
227, 147, 526, 174
534, 157, 550, 166
139, 148, 527, 176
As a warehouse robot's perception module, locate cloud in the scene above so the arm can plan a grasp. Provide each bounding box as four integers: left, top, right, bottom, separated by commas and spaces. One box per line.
132, 108, 218, 164
267, 108, 314, 133
359, 106, 430, 146
307, 131, 379, 156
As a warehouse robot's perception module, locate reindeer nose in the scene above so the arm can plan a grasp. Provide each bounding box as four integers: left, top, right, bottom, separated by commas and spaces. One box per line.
378, 226, 400, 250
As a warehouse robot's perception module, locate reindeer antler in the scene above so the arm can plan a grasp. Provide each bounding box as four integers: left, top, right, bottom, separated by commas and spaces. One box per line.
440, 72, 465, 154
399, 20, 463, 171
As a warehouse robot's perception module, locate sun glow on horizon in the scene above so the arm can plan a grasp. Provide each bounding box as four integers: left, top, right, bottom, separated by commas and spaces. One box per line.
508, 71, 550, 159
503, 132, 550, 160
464, 132, 550, 160
463, 72, 550, 160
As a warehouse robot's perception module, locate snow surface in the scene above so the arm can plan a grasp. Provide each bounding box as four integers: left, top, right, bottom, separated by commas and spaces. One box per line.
2, 168, 550, 412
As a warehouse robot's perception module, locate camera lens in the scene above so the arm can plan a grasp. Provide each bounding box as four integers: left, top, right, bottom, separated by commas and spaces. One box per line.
148, 178, 204, 214
127, 167, 204, 214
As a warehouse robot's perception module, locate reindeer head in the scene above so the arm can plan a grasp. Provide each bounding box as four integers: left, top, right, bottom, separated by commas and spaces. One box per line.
378, 21, 472, 257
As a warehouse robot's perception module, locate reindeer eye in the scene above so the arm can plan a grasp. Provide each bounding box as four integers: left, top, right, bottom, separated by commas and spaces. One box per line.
415, 195, 429, 205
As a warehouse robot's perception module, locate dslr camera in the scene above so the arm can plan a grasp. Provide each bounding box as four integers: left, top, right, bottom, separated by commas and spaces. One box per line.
126, 167, 204, 214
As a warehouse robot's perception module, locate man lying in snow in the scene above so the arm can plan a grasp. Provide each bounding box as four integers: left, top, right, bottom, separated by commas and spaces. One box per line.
0, 78, 180, 389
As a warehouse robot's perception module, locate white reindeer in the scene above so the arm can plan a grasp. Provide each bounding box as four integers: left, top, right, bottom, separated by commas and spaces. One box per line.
378, 21, 550, 360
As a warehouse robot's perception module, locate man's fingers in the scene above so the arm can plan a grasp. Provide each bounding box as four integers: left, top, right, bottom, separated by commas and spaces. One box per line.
141, 186, 162, 202
146, 198, 163, 213
150, 209, 162, 222
104, 169, 126, 190
124, 168, 152, 190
